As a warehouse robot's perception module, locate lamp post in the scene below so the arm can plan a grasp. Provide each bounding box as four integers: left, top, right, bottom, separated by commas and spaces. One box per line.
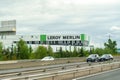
90, 45, 94, 54
10, 44, 13, 59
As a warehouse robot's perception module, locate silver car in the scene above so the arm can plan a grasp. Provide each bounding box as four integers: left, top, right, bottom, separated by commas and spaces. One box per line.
86, 54, 100, 62
99, 54, 113, 61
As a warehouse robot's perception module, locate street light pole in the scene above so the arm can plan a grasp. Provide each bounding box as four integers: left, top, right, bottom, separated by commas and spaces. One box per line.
90, 45, 94, 54
10, 44, 13, 59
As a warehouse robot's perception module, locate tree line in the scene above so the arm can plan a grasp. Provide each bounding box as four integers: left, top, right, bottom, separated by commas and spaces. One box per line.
0, 39, 118, 60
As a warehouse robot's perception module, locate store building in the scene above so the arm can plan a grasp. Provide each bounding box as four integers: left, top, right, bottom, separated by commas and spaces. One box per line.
0, 20, 90, 51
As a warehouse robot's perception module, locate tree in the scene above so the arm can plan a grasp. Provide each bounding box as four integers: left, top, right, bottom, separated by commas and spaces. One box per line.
59, 47, 63, 57
29, 45, 33, 59
47, 45, 54, 56
34, 46, 47, 59
2, 48, 10, 60
64, 50, 71, 57
17, 39, 29, 59
0, 42, 3, 60
77, 47, 89, 57
29, 45, 33, 54
72, 46, 78, 57
94, 48, 104, 56
12, 46, 17, 60
104, 39, 117, 54
79, 47, 84, 57
0, 42, 2, 54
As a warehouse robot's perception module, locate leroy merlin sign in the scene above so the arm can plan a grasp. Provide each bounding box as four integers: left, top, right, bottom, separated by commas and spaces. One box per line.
40, 34, 90, 46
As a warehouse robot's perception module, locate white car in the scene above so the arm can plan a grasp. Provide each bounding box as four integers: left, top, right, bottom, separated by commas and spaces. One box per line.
41, 56, 54, 61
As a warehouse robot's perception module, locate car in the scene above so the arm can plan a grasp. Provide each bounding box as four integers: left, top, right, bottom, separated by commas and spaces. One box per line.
86, 54, 99, 62
41, 56, 54, 61
99, 54, 113, 62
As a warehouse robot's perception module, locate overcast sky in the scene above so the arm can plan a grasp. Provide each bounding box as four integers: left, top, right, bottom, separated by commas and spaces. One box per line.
0, 0, 120, 48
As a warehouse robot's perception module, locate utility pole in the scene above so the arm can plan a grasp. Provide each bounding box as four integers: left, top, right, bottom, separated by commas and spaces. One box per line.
109, 35, 111, 39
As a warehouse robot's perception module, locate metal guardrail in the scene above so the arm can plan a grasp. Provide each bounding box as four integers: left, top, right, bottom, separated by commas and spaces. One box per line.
0, 61, 18, 64
0, 57, 86, 63
2, 61, 120, 80
0, 62, 86, 74
0, 56, 120, 70
0, 57, 85, 70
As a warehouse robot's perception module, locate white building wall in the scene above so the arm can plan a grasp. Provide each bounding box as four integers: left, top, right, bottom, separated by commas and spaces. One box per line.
0, 35, 40, 48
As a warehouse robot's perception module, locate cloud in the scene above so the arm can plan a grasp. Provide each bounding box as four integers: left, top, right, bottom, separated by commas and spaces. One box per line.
0, 0, 120, 48
110, 26, 120, 31
90, 42, 104, 48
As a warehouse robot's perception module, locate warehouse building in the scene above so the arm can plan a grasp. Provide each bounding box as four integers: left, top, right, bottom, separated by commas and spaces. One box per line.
0, 20, 90, 51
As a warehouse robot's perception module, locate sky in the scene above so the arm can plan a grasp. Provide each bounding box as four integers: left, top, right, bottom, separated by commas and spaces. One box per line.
0, 0, 120, 48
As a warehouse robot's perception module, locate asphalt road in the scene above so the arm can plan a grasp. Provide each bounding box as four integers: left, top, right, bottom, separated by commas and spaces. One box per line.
75, 68, 120, 80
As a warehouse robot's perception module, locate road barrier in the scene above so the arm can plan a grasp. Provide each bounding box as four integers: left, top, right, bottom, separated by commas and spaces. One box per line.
2, 61, 120, 80
0, 62, 87, 75
0, 56, 120, 70
0, 57, 85, 70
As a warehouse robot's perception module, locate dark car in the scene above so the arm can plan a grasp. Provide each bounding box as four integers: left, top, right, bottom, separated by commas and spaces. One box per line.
86, 54, 99, 62
99, 54, 113, 62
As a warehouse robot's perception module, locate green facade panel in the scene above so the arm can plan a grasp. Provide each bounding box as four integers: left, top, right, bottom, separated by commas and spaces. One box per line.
81, 34, 85, 41
40, 35, 46, 41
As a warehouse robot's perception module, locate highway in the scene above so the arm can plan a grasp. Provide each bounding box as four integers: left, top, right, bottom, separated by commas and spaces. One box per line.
0, 61, 111, 78
0, 58, 120, 80
75, 68, 120, 80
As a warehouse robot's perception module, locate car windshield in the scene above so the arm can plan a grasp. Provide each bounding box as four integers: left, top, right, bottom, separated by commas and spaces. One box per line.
88, 54, 97, 57
101, 54, 111, 57
43, 56, 52, 59
101, 55, 107, 57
